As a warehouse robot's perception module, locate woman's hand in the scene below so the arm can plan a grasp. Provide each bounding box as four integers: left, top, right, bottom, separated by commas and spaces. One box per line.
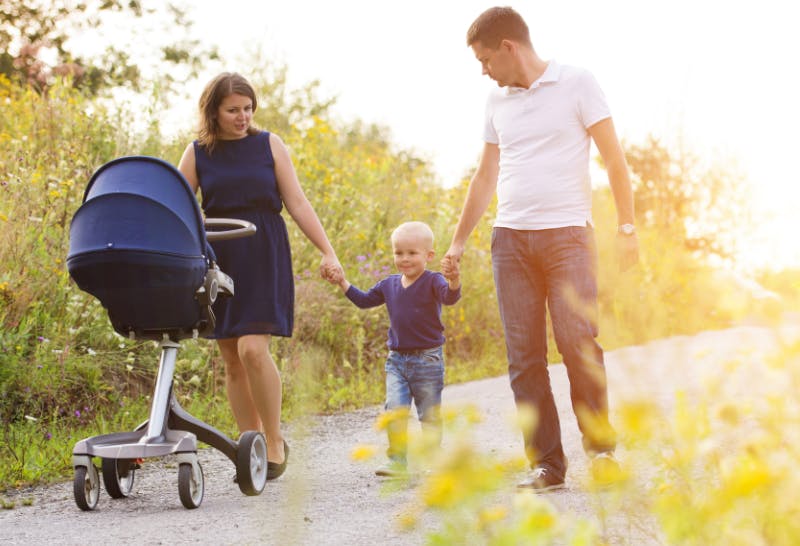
320, 254, 343, 283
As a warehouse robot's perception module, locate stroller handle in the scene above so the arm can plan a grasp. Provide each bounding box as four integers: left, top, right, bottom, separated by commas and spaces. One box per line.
204, 218, 257, 242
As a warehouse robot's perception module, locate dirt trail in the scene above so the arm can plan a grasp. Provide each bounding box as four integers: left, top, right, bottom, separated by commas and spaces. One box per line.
2, 324, 796, 545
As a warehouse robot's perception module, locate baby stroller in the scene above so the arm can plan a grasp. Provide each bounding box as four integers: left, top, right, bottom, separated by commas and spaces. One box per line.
66, 156, 267, 510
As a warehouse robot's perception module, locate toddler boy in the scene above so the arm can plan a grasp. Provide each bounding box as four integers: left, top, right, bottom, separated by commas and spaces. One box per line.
328, 221, 461, 476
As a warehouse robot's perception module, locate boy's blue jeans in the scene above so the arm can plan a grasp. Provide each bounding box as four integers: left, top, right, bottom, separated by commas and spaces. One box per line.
384, 346, 444, 464
491, 226, 616, 481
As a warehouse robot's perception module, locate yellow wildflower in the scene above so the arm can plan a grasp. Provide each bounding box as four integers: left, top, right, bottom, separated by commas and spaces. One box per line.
421, 471, 459, 509
478, 504, 508, 529
350, 444, 378, 461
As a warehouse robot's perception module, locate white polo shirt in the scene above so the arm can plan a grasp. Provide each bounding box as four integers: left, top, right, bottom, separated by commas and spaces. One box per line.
483, 61, 611, 230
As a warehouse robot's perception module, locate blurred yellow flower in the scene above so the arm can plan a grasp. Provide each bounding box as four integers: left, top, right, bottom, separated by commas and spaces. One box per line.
509, 404, 538, 433
421, 471, 459, 509
350, 444, 378, 461
716, 403, 740, 425
618, 399, 661, 441
396, 510, 418, 531
720, 453, 773, 497
441, 403, 483, 426
478, 504, 508, 528
374, 407, 409, 431
513, 493, 557, 531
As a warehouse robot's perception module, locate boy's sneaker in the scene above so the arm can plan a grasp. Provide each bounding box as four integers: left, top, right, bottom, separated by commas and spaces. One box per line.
590, 451, 624, 487
516, 467, 565, 492
375, 460, 408, 478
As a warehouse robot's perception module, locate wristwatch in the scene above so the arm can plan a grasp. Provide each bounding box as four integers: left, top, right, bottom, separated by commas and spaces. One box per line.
618, 223, 636, 235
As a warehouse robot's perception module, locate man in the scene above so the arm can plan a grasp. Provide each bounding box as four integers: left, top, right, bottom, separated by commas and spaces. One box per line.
443, 6, 639, 492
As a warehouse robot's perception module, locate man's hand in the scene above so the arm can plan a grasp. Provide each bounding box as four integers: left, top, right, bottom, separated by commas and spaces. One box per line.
442, 244, 465, 271
441, 254, 461, 289
616, 233, 640, 272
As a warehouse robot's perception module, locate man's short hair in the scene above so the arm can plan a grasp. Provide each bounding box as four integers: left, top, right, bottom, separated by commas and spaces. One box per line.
466, 6, 532, 49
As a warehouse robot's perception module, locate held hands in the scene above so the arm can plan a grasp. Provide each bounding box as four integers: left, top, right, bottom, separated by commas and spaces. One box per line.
321, 259, 348, 291
441, 251, 461, 289
320, 255, 344, 283
441, 245, 463, 276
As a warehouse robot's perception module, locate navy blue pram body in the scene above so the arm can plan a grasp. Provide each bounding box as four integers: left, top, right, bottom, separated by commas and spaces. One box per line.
67, 156, 215, 340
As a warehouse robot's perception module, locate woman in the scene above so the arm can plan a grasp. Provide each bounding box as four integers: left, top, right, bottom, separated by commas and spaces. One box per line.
178, 72, 341, 479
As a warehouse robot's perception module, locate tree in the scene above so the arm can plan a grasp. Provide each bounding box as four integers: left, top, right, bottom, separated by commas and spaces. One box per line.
0, 0, 217, 94
623, 135, 750, 262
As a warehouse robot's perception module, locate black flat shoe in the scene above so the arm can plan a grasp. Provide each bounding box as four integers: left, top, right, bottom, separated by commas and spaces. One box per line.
267, 441, 289, 480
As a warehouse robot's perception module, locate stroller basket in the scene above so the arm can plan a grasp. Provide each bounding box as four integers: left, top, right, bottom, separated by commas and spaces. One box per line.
66, 156, 265, 511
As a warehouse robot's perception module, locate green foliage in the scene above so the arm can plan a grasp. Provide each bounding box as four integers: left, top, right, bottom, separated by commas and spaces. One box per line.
623, 136, 749, 261
0, 0, 218, 95
0, 75, 118, 338
758, 268, 800, 310
593, 187, 741, 346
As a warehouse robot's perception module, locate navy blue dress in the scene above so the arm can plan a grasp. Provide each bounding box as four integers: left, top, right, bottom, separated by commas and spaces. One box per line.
194, 131, 293, 338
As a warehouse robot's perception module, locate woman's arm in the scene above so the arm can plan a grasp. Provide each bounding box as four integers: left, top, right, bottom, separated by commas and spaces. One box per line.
177, 142, 200, 193
270, 133, 342, 277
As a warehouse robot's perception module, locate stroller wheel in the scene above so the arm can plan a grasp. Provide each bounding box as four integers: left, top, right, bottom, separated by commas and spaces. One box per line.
73, 463, 100, 511
236, 431, 268, 496
102, 458, 136, 499
177, 459, 204, 509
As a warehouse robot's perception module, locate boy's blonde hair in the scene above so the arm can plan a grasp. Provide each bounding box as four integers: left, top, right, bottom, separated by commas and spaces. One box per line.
391, 221, 434, 250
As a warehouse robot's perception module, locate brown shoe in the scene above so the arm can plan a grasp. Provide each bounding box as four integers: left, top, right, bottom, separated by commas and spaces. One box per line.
517, 467, 565, 492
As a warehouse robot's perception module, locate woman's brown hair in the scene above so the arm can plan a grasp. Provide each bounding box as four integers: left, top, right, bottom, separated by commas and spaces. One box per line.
197, 72, 259, 154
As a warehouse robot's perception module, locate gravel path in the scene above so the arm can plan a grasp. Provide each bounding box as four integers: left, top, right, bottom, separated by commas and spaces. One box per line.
2, 324, 796, 545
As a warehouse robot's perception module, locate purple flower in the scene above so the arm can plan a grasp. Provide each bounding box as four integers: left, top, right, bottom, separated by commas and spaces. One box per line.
44, 432, 52, 440
74, 410, 81, 418
37, 336, 45, 342
356, 255, 367, 262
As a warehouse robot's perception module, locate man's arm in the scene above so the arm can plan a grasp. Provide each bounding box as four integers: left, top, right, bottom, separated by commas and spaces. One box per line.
444, 142, 500, 265
588, 118, 639, 271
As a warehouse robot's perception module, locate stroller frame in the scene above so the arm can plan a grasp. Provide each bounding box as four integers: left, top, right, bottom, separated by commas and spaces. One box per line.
72, 335, 268, 510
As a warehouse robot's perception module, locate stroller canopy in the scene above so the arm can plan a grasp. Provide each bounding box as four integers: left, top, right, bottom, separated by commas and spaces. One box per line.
67, 156, 212, 340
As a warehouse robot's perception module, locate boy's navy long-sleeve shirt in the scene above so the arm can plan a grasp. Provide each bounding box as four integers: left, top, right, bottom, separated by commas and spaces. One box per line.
345, 270, 461, 352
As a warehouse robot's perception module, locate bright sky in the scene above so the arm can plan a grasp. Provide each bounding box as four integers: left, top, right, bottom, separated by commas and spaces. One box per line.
183, 0, 799, 271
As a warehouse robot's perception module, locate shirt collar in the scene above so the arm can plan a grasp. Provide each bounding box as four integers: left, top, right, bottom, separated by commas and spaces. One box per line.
506, 60, 561, 95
